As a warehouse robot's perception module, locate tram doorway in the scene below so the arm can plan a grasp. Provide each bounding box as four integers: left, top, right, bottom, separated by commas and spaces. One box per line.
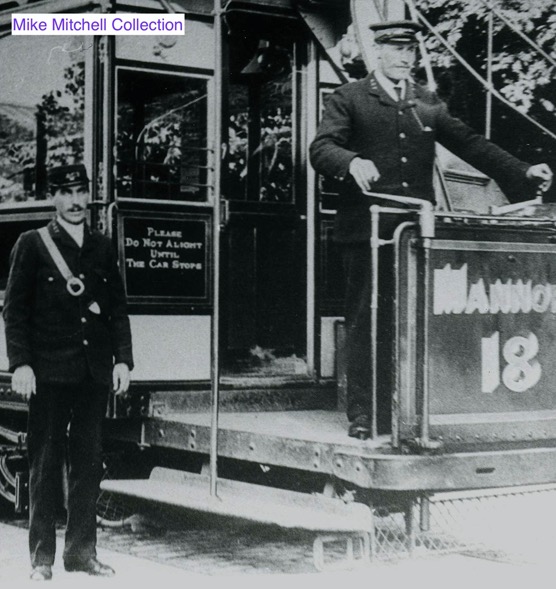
220, 20, 308, 378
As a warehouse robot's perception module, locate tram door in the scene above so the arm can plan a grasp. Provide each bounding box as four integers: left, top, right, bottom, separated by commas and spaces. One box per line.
220, 21, 308, 377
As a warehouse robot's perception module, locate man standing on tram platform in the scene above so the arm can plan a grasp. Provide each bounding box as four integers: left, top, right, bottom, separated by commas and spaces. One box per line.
310, 20, 553, 440
3, 164, 133, 581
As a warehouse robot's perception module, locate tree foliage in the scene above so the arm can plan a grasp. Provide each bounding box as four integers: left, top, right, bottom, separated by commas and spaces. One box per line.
0, 57, 84, 204
37, 60, 85, 168
418, 0, 556, 198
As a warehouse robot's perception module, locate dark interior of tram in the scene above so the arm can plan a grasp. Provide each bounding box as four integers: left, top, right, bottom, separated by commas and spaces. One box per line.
220, 12, 309, 376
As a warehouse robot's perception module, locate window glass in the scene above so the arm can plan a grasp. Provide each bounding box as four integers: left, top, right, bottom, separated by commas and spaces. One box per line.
0, 36, 85, 207
116, 68, 209, 202
259, 71, 293, 203
227, 43, 293, 203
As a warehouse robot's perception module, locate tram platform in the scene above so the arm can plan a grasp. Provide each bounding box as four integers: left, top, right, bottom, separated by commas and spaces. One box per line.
106, 407, 556, 493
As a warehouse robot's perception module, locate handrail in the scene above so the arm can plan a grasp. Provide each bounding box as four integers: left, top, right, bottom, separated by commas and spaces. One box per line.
490, 191, 543, 215
404, 0, 556, 143
365, 197, 436, 447
362, 190, 435, 238
209, 0, 223, 499
476, 0, 556, 71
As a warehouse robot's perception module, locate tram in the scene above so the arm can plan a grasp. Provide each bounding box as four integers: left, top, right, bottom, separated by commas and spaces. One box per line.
1, 0, 556, 558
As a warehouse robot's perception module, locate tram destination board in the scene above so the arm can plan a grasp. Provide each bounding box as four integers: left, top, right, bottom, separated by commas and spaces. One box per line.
396, 227, 556, 445
428, 241, 556, 414
119, 213, 210, 306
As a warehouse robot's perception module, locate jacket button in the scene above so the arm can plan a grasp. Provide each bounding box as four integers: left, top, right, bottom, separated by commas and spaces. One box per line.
401, 156, 408, 163
402, 182, 409, 188
399, 133, 406, 139
398, 111, 404, 116
79, 274, 85, 279
83, 340, 89, 346
81, 317, 87, 324
48, 277, 54, 282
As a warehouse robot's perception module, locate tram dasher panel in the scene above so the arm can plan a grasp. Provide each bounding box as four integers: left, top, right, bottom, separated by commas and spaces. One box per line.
395, 220, 556, 448
220, 20, 308, 377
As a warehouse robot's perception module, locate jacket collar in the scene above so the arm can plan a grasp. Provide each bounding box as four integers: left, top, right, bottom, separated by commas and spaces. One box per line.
368, 71, 417, 110
48, 218, 93, 251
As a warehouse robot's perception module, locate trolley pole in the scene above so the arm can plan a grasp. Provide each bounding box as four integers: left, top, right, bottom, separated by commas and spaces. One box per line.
210, 0, 224, 498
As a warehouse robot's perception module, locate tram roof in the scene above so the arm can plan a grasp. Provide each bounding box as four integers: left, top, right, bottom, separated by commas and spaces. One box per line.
0, 0, 339, 38
0, 0, 325, 18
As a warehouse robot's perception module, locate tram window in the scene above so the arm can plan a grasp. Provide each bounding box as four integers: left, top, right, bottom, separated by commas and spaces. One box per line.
0, 36, 85, 207
116, 68, 209, 202
227, 43, 293, 203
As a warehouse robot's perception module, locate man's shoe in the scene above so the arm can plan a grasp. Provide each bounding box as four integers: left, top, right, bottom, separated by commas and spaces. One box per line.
348, 415, 371, 440
64, 558, 115, 577
30, 565, 52, 581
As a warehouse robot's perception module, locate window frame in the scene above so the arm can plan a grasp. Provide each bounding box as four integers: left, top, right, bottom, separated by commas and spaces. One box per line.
114, 63, 215, 208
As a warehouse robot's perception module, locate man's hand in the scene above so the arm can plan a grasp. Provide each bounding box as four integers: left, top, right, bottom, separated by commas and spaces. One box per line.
112, 363, 130, 396
349, 157, 381, 192
12, 365, 36, 401
526, 163, 553, 193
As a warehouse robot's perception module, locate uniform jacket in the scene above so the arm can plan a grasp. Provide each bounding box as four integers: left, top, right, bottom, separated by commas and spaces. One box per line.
310, 73, 532, 242
3, 219, 133, 384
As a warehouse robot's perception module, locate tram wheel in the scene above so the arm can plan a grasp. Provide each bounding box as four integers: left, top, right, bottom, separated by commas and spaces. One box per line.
0, 447, 27, 514
96, 451, 135, 528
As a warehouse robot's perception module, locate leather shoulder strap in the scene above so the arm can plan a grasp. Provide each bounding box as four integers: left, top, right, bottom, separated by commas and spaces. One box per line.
37, 226, 74, 282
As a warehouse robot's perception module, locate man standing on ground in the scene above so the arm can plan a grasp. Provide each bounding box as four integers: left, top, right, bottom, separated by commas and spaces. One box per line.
310, 20, 553, 440
3, 164, 133, 580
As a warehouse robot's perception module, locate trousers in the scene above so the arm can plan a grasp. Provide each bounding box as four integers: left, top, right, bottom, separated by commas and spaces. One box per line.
341, 241, 394, 431
27, 379, 108, 567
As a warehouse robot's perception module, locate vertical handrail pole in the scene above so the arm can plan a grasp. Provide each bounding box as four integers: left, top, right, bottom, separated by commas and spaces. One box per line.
209, 0, 223, 497
306, 41, 318, 378
101, 34, 115, 221
420, 236, 432, 444
365, 193, 436, 448
485, 1, 493, 139
370, 205, 380, 440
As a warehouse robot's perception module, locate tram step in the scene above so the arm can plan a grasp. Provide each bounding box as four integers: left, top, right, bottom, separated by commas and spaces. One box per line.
100, 467, 373, 532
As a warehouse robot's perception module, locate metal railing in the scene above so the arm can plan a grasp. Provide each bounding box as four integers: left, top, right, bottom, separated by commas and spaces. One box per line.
363, 191, 434, 440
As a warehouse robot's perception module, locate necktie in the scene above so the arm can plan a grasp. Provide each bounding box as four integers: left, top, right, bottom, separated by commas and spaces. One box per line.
394, 85, 403, 102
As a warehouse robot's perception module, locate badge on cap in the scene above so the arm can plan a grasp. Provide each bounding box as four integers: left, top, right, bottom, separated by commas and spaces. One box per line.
47, 164, 89, 192
369, 20, 424, 45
